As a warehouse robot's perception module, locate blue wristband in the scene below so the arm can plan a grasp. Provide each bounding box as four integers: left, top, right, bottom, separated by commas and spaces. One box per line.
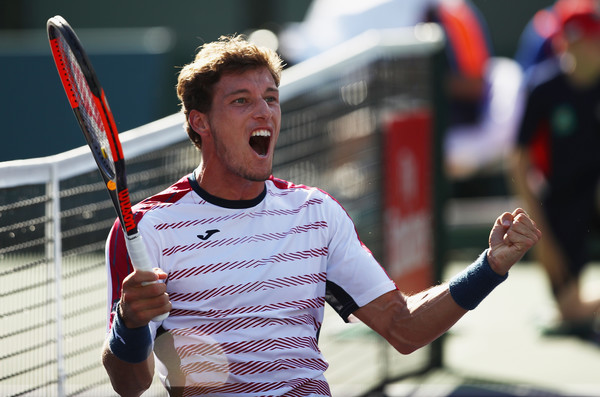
449, 249, 508, 310
108, 308, 153, 363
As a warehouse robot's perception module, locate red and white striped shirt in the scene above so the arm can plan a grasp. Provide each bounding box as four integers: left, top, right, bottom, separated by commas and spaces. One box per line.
106, 174, 396, 396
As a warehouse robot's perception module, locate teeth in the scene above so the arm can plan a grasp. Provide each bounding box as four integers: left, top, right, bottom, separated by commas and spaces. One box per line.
251, 130, 271, 137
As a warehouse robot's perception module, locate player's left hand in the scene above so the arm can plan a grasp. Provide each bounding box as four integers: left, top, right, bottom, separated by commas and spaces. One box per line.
487, 208, 541, 275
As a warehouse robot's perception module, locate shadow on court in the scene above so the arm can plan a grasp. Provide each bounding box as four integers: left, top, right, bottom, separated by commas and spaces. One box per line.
369, 369, 569, 396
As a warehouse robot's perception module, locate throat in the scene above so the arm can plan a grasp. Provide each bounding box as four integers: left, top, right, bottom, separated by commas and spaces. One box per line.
249, 136, 270, 156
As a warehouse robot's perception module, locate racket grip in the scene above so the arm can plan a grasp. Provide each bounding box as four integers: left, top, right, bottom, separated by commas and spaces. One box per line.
125, 232, 153, 272
125, 233, 169, 322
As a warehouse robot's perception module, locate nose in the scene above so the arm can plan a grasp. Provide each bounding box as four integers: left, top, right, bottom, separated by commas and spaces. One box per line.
252, 98, 271, 120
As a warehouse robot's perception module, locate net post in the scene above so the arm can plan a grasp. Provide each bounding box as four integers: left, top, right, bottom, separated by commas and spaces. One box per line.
47, 162, 66, 397
429, 33, 450, 371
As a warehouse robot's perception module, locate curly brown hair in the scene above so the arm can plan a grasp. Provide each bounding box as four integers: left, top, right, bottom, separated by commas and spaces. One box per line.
176, 35, 284, 149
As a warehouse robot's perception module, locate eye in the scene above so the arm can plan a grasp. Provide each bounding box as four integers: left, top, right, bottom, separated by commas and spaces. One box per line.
265, 96, 278, 104
232, 97, 247, 104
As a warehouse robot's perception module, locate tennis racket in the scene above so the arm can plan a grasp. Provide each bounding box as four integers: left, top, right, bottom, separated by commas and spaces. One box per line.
47, 15, 168, 322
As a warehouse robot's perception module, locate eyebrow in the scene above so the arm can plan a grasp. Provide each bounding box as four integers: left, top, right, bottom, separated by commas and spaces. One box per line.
224, 86, 279, 98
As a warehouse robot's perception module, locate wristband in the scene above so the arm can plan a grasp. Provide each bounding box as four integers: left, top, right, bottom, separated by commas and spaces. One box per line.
449, 249, 508, 310
108, 308, 153, 363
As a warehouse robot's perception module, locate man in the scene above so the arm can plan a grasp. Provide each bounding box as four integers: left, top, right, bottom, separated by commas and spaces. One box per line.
102, 35, 541, 396
512, 0, 600, 338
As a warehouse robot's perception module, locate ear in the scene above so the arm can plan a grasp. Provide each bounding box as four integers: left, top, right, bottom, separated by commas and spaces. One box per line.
188, 109, 210, 138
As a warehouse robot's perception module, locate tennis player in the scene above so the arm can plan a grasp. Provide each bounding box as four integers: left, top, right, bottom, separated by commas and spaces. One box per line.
101, 35, 541, 397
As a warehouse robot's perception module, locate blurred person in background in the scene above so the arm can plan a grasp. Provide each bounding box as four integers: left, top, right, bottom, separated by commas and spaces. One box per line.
514, 3, 560, 76
277, 0, 434, 64
511, 0, 600, 341
424, 0, 524, 179
278, 0, 524, 180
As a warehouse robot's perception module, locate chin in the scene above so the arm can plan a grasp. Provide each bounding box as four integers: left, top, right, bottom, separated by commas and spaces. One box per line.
244, 170, 272, 182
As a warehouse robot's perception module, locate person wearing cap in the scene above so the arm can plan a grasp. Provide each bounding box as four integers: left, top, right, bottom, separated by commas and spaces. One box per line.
512, 0, 600, 340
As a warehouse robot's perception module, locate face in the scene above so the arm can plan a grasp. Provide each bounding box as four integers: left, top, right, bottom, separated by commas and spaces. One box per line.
191, 67, 281, 184
579, 32, 600, 60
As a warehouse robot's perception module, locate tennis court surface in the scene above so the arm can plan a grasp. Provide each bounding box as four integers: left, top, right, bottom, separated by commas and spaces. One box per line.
377, 261, 600, 397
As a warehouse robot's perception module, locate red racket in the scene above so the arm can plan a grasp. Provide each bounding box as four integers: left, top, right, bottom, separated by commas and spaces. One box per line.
47, 15, 168, 322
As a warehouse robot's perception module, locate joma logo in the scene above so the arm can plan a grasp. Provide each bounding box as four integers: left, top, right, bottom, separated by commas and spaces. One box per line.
197, 229, 220, 240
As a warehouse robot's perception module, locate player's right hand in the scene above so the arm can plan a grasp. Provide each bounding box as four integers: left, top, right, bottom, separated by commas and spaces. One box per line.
118, 268, 171, 328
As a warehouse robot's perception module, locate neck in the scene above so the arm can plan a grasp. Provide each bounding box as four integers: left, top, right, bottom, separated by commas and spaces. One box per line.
195, 166, 266, 201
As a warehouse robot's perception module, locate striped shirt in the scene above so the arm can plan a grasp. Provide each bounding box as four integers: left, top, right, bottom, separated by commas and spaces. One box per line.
106, 174, 396, 396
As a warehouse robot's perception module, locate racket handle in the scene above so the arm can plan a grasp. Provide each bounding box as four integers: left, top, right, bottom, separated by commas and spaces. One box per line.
125, 232, 154, 271
125, 233, 169, 322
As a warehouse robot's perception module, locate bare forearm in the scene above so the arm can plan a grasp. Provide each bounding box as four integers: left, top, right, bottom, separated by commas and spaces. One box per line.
405, 284, 467, 342
102, 341, 154, 397
354, 286, 466, 354
397, 249, 512, 350
392, 285, 466, 353
356, 250, 512, 354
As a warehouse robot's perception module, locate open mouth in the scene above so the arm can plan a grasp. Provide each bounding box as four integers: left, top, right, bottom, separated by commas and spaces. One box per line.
249, 129, 271, 157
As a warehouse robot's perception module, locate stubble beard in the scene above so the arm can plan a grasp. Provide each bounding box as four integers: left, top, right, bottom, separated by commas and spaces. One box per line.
213, 132, 272, 182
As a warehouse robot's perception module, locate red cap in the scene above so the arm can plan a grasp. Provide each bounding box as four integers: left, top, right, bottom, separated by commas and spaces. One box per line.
554, 0, 600, 41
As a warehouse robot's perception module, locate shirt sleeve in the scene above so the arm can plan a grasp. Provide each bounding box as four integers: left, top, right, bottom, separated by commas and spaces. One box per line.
322, 194, 397, 321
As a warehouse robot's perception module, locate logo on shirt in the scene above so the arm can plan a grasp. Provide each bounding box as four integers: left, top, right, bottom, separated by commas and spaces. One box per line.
197, 229, 220, 240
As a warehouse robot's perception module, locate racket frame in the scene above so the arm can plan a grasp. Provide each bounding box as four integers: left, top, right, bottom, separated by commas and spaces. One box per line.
47, 15, 167, 321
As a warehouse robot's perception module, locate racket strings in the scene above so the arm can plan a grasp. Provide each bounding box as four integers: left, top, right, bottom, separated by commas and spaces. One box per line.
55, 34, 116, 176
